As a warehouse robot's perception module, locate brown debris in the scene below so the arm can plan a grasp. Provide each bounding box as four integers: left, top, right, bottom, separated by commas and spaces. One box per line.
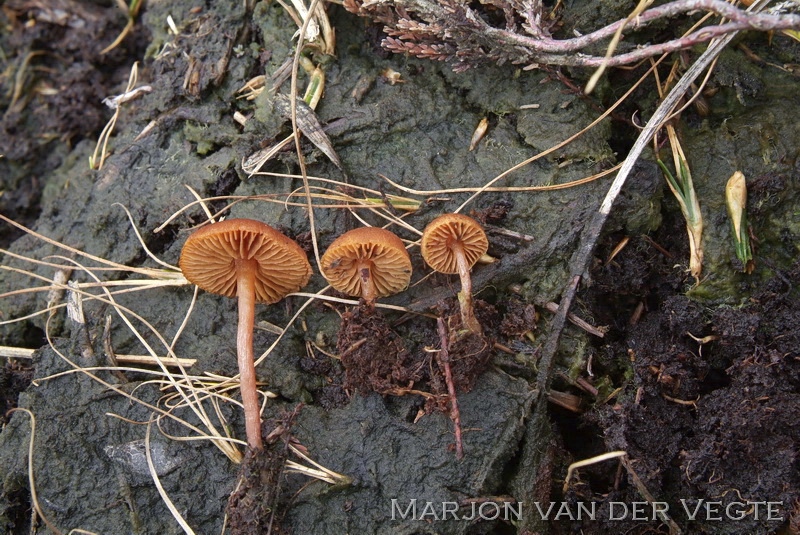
336, 304, 422, 395
226, 412, 298, 535
472, 199, 513, 226
500, 298, 537, 338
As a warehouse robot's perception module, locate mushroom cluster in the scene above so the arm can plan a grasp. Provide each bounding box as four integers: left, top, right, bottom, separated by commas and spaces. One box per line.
179, 214, 494, 448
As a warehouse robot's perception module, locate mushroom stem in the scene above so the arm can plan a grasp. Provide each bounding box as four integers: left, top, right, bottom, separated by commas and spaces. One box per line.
452, 242, 482, 334
236, 259, 263, 450
357, 260, 377, 304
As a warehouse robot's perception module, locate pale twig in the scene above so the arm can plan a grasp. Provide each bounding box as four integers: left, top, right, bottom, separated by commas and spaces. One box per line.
543, 302, 607, 338
0, 346, 36, 359
1, 346, 195, 367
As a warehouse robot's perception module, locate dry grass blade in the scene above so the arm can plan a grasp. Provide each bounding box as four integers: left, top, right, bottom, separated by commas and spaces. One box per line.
254, 170, 416, 200
90, 62, 141, 170
242, 133, 296, 175
154, 190, 418, 234
563, 450, 627, 494
585, 0, 653, 94
286, 444, 352, 485
288, 291, 417, 314
0, 261, 185, 328
1, 221, 243, 461
49, 255, 238, 455
114, 203, 179, 270
100, 0, 142, 55
380, 165, 620, 196
145, 420, 196, 534
0, 212, 182, 278
184, 185, 217, 223
6, 408, 65, 535
289, 0, 326, 272
55, 332, 243, 461
450, 56, 662, 214
622, 457, 683, 535
4, 50, 46, 118
275, 94, 343, 170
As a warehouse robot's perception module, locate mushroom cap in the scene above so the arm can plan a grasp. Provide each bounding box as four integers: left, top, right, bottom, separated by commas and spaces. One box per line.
179, 219, 312, 304
421, 213, 488, 275
321, 227, 412, 298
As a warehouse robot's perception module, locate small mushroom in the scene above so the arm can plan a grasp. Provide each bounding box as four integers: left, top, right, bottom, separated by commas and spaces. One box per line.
320, 227, 412, 304
421, 213, 488, 334
180, 219, 312, 450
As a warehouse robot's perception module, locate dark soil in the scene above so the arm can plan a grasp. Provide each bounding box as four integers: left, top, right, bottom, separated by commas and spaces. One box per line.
0, 360, 32, 425
226, 442, 289, 535
331, 296, 503, 412
0, 0, 149, 246
227, 412, 299, 535
499, 298, 538, 338
336, 303, 423, 395
560, 221, 800, 534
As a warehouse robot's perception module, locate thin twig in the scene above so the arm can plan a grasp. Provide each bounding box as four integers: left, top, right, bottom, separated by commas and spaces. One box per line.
352, 0, 800, 69
543, 301, 606, 338
436, 318, 464, 460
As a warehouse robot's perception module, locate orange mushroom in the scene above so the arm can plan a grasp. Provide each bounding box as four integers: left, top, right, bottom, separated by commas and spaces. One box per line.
421, 213, 488, 334
320, 227, 412, 304
180, 219, 312, 450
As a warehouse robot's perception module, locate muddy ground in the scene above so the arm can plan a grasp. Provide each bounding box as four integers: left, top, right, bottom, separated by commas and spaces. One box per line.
1, 0, 799, 534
